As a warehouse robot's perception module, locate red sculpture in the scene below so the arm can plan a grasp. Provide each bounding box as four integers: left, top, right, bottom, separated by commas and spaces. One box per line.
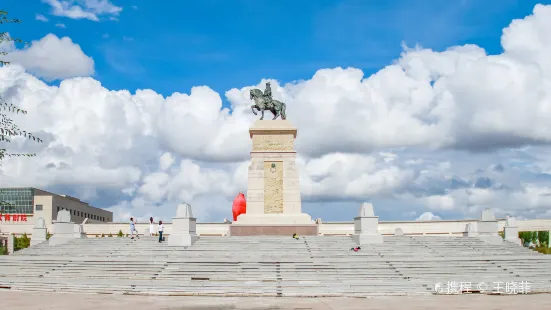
232, 192, 247, 221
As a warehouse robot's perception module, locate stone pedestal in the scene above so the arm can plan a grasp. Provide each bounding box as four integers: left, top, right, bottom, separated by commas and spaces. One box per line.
353, 203, 383, 245
168, 203, 199, 247
234, 120, 313, 226
7, 234, 15, 254
230, 224, 318, 236
504, 217, 522, 246
73, 223, 87, 239
477, 209, 503, 245
31, 217, 48, 246
463, 223, 478, 237
49, 210, 76, 246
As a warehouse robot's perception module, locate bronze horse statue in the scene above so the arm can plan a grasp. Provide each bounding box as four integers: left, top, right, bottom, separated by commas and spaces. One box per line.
250, 88, 287, 120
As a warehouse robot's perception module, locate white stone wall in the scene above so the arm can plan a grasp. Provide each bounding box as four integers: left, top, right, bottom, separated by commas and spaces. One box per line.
2, 219, 551, 237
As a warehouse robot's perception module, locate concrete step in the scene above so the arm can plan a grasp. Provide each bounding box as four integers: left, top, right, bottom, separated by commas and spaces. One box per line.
3, 235, 550, 297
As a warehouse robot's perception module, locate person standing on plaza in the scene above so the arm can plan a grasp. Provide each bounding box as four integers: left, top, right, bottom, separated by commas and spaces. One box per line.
149, 217, 155, 236
129, 217, 139, 240
157, 220, 164, 243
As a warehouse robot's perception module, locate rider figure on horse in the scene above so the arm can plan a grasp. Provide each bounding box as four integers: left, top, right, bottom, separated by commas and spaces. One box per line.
249, 82, 287, 120
263, 82, 274, 109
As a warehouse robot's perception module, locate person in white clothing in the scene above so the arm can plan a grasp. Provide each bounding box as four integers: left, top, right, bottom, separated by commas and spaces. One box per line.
149, 217, 155, 236
158, 221, 164, 243
129, 217, 139, 240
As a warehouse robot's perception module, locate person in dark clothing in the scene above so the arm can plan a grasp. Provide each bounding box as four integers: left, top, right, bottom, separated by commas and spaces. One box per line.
157, 220, 164, 243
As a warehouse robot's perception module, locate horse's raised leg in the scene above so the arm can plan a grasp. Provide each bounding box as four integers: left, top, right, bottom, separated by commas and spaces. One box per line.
260, 109, 264, 120
251, 105, 258, 115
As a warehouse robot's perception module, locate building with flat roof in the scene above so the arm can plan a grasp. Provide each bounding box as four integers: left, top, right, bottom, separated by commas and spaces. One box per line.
0, 188, 113, 224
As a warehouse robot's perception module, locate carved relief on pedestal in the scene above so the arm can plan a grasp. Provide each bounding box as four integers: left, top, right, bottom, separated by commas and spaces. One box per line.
249, 160, 265, 171
264, 161, 283, 214
252, 134, 294, 151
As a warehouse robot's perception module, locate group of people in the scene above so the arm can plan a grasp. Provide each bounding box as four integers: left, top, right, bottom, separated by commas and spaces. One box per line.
129, 217, 164, 243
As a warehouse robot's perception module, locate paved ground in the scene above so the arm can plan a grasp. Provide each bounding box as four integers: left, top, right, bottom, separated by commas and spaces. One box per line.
1, 291, 551, 310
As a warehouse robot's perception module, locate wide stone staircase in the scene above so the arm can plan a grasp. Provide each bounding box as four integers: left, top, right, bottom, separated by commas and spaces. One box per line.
1, 235, 551, 296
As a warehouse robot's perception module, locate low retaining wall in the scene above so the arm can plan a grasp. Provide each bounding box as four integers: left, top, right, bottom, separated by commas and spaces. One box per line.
2, 219, 551, 237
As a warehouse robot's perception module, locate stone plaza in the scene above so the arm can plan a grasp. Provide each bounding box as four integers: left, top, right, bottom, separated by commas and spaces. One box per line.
3, 291, 551, 310
1, 119, 551, 306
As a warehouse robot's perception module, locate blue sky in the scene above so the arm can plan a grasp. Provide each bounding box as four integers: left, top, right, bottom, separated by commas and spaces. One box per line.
3, 1, 551, 222
3, 0, 549, 99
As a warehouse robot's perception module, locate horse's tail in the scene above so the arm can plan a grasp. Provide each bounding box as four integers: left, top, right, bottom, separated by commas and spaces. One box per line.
280, 102, 287, 120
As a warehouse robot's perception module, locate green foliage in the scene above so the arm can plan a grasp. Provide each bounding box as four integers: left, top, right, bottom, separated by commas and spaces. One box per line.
0, 11, 24, 67
14, 233, 30, 251
0, 11, 42, 164
538, 231, 549, 248
101, 234, 105, 237
117, 230, 124, 237
125, 234, 128, 237
46, 232, 51, 240
534, 247, 551, 255
519, 231, 550, 247
108, 233, 113, 237
498, 231, 504, 239
519, 231, 535, 244
0, 245, 7, 255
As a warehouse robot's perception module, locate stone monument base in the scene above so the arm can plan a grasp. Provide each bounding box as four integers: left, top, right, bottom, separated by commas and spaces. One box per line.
230, 224, 318, 236
354, 234, 384, 244
234, 213, 313, 225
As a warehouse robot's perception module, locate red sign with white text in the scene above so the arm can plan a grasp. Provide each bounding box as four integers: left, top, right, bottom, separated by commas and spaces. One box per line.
0, 214, 29, 222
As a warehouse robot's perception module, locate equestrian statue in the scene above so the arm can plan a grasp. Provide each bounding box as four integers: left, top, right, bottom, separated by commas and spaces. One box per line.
250, 82, 287, 120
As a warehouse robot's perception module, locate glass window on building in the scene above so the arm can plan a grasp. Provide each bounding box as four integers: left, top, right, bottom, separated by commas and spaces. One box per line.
35, 204, 43, 211
0, 188, 34, 214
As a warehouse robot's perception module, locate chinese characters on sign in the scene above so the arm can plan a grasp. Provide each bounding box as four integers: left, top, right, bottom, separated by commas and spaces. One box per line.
434, 281, 531, 295
0, 214, 29, 222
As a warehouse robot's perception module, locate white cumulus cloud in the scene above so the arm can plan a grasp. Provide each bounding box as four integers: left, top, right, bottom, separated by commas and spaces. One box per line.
2, 5, 551, 221
35, 14, 49, 22
43, 0, 122, 21
416, 212, 442, 221
4, 34, 94, 81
